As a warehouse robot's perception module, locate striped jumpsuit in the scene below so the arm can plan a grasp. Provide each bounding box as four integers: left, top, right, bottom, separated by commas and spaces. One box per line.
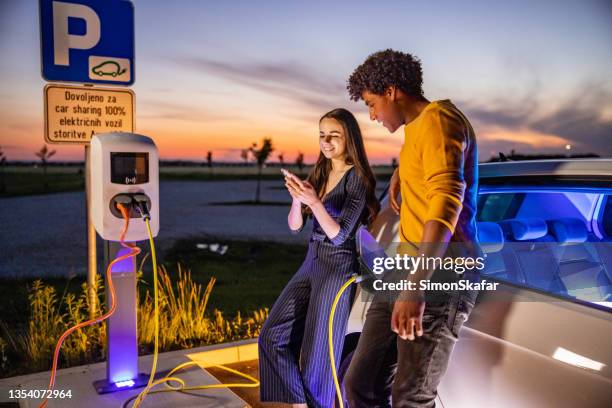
259, 167, 367, 407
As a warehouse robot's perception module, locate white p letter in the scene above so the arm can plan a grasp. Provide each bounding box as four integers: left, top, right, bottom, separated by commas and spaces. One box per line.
52, 1, 100, 66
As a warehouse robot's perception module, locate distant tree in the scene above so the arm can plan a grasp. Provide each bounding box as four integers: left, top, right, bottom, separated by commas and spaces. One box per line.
240, 149, 250, 165
35, 145, 56, 192
250, 138, 274, 203
206, 151, 213, 175
278, 153, 284, 166
391, 157, 398, 168
295, 152, 305, 176
0, 146, 6, 193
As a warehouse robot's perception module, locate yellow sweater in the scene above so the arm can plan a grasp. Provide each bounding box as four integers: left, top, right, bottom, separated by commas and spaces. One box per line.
399, 99, 478, 245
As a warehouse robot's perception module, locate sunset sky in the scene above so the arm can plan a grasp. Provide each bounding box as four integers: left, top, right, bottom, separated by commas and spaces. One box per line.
0, 0, 611, 164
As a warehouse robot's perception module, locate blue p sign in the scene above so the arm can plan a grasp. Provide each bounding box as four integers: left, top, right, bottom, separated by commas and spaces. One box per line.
40, 0, 135, 86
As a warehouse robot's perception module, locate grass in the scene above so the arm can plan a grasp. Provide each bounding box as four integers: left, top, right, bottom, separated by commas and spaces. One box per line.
0, 239, 306, 379
0, 165, 394, 197
0, 276, 86, 332
160, 173, 304, 181
161, 238, 306, 315
0, 170, 292, 197
0, 170, 84, 197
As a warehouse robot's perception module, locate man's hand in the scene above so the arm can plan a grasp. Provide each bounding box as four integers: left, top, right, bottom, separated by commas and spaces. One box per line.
389, 168, 400, 214
391, 295, 425, 341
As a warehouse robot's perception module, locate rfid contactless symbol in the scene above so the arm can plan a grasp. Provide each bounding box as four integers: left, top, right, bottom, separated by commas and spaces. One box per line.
91, 60, 126, 77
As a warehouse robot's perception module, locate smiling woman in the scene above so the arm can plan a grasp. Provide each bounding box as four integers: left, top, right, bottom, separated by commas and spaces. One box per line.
258, 108, 379, 408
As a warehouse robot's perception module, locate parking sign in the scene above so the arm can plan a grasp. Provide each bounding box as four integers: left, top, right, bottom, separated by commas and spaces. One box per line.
39, 0, 135, 85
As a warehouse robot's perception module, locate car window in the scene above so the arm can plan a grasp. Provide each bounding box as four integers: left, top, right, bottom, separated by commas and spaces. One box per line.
477, 192, 524, 221
477, 190, 612, 310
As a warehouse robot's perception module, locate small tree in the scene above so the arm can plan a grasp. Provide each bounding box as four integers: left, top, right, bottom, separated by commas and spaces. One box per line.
240, 149, 250, 165
295, 152, 305, 176
207, 151, 213, 167
0, 146, 6, 193
250, 138, 274, 203
35, 145, 56, 193
278, 153, 284, 166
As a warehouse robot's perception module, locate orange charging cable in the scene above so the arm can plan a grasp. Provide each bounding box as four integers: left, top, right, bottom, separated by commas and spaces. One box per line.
39, 204, 140, 408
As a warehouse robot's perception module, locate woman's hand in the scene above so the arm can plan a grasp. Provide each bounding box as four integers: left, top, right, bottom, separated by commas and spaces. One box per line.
285, 173, 306, 231
285, 174, 305, 203
285, 175, 320, 207
298, 181, 321, 207
285, 179, 301, 202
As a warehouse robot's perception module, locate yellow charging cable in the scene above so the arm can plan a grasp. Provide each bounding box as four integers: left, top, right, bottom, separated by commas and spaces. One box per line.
132, 218, 159, 407
132, 214, 353, 407
328, 275, 358, 408
131, 218, 259, 408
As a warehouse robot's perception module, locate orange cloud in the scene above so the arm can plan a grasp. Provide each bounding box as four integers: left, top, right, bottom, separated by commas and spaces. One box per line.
479, 126, 570, 149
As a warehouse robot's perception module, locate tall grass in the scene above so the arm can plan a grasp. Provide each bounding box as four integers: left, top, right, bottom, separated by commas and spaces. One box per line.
19, 276, 107, 372
0, 263, 267, 378
138, 264, 268, 351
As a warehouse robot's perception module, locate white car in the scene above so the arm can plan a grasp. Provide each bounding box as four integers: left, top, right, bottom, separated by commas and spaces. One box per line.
341, 158, 612, 408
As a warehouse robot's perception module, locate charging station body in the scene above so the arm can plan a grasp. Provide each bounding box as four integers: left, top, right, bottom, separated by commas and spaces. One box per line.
91, 132, 159, 242
89, 132, 159, 394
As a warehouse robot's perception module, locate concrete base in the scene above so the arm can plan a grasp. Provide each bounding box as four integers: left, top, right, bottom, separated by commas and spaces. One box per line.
0, 342, 252, 408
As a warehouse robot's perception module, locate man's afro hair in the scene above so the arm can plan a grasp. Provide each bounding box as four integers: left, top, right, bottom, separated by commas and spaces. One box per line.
347, 49, 424, 101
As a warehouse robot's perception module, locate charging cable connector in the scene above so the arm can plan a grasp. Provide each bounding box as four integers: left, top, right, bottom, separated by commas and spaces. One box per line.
132, 194, 151, 221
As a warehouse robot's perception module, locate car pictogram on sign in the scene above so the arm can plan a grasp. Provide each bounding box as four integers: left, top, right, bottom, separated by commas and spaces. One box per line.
92, 61, 126, 77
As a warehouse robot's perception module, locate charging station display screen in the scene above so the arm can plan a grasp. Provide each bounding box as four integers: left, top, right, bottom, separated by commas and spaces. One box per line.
111, 152, 149, 184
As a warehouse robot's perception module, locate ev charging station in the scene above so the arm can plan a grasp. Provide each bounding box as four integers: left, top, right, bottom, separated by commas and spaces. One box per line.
39, 0, 149, 394
90, 132, 159, 393
37, 2, 254, 404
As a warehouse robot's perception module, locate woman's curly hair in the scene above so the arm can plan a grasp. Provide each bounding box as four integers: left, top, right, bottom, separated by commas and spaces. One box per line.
347, 49, 424, 101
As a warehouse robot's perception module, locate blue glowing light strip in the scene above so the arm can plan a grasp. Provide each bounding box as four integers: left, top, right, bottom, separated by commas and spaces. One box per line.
115, 379, 135, 388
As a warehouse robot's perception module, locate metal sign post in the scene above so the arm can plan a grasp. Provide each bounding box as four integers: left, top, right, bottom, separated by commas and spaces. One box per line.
85, 145, 97, 318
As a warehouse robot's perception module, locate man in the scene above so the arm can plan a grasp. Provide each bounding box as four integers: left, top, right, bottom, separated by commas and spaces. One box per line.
344, 49, 479, 407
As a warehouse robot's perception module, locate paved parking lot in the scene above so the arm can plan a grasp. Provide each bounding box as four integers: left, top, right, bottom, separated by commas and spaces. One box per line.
0, 181, 311, 278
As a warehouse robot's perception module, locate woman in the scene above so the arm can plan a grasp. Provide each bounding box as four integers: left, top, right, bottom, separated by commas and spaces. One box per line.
258, 108, 379, 408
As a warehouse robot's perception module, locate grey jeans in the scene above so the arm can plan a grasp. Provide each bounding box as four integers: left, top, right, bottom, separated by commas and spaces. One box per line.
344, 293, 475, 408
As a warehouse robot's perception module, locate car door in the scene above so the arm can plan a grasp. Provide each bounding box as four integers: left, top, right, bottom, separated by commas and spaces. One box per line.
438, 189, 612, 408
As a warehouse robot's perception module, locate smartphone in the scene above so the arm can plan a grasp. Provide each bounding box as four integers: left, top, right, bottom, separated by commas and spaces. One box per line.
280, 168, 294, 178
